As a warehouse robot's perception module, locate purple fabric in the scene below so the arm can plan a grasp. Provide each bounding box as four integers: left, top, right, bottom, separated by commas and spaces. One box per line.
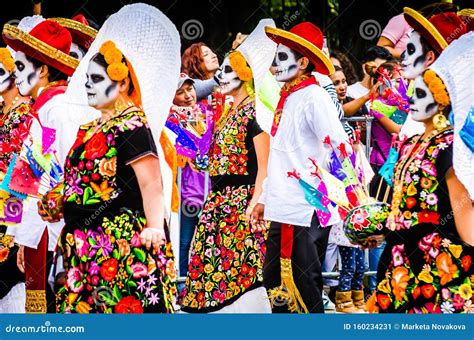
180, 164, 207, 207
370, 122, 392, 166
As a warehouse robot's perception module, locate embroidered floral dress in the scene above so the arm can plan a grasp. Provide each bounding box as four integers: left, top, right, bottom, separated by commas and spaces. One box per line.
56, 110, 177, 313
0, 102, 32, 301
181, 100, 267, 312
370, 128, 473, 314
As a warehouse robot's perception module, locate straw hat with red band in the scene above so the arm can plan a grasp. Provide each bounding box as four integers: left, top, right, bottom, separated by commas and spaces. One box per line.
3, 19, 79, 76
265, 22, 334, 75
50, 14, 98, 50
403, 7, 467, 54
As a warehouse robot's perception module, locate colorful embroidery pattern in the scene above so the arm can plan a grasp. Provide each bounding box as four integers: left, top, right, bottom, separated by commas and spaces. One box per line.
56, 210, 177, 313
392, 130, 454, 229
208, 102, 255, 177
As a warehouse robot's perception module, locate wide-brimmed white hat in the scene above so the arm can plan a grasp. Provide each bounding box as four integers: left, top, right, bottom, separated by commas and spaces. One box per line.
429, 31, 474, 199
65, 3, 181, 218
237, 18, 277, 133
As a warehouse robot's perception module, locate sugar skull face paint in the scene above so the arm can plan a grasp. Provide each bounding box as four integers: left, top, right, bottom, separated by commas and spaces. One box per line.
272, 44, 299, 82
410, 76, 439, 122
217, 56, 242, 95
14, 51, 40, 96
403, 31, 429, 80
85, 59, 119, 109
69, 42, 86, 61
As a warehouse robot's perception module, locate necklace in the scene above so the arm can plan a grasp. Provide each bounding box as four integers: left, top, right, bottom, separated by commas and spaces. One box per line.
215, 95, 251, 132
0, 95, 20, 126
386, 127, 451, 230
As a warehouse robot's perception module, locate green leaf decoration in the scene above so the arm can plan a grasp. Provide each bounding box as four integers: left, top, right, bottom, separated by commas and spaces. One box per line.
105, 148, 117, 157
83, 186, 93, 205
133, 248, 146, 263
113, 285, 122, 301
112, 249, 120, 260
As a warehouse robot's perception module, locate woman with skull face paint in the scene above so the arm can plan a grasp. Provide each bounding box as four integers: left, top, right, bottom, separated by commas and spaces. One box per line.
0, 47, 33, 313
51, 35, 179, 313
367, 36, 474, 313
181, 19, 274, 313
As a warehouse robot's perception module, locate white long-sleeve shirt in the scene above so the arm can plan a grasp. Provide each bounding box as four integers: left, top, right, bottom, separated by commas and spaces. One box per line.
262, 84, 349, 227
8, 92, 98, 250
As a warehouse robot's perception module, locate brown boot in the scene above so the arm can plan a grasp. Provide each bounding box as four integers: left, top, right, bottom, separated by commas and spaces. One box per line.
335, 291, 359, 313
352, 290, 367, 312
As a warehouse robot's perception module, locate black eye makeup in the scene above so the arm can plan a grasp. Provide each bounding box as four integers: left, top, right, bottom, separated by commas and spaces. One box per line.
91, 74, 105, 83
415, 88, 427, 99
278, 52, 288, 61
15, 61, 25, 72
224, 65, 233, 73
407, 43, 415, 56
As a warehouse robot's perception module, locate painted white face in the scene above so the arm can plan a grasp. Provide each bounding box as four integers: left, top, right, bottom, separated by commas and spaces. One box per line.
410, 76, 438, 122
14, 51, 40, 96
272, 44, 299, 82
85, 59, 119, 109
217, 56, 242, 95
0, 62, 13, 93
403, 31, 429, 80
69, 42, 86, 61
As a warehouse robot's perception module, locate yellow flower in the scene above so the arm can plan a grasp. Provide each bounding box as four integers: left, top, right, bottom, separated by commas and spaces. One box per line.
403, 211, 412, 220
194, 281, 202, 290
66, 293, 78, 305
423, 69, 436, 83
377, 279, 391, 294
205, 281, 214, 292
449, 244, 462, 259
99, 156, 117, 177
194, 241, 202, 252
418, 270, 434, 283
75, 301, 92, 314
107, 62, 129, 82
203, 263, 214, 274
459, 283, 472, 300
104, 48, 123, 65
212, 272, 222, 282
231, 268, 238, 277
99, 41, 116, 55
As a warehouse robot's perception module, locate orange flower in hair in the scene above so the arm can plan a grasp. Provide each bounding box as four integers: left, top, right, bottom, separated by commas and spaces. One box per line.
423, 69, 450, 107
99, 41, 116, 55
229, 50, 253, 82
104, 48, 123, 65
0, 47, 15, 74
107, 63, 129, 82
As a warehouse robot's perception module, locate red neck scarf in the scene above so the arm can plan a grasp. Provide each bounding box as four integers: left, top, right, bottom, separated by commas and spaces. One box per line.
270, 75, 318, 137
32, 80, 68, 114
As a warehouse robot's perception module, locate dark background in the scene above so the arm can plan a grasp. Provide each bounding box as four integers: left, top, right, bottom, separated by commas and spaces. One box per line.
1, 0, 471, 66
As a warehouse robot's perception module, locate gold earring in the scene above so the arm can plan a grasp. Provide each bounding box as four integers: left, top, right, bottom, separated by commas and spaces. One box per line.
432, 112, 449, 131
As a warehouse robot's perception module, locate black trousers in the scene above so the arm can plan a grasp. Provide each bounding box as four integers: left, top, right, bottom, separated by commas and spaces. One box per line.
263, 214, 331, 313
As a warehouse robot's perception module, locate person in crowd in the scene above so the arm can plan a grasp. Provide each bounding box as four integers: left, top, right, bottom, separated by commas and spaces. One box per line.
181, 19, 273, 313
262, 22, 348, 313
368, 32, 473, 313
43, 4, 181, 313
181, 42, 220, 101
377, 13, 411, 58
3, 16, 83, 313
330, 50, 358, 86
0, 47, 33, 313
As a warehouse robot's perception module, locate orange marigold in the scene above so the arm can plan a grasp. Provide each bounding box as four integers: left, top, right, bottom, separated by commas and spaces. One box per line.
104, 48, 123, 65
229, 50, 253, 82
99, 40, 116, 55
107, 62, 129, 81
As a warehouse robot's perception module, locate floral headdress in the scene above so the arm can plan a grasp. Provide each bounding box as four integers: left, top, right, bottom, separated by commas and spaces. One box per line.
0, 48, 15, 74
99, 40, 129, 82
228, 50, 253, 82
423, 69, 450, 107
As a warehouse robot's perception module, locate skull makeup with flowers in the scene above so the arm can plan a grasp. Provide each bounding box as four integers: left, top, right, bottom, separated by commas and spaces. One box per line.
272, 44, 299, 82
13, 51, 40, 96
403, 31, 435, 80
410, 69, 450, 123
69, 42, 87, 61
217, 56, 242, 95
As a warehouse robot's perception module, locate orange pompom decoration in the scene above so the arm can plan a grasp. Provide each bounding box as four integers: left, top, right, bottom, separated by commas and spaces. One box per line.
104, 48, 123, 65
107, 62, 129, 82
229, 50, 253, 82
99, 41, 116, 55
423, 69, 450, 107
0, 47, 15, 74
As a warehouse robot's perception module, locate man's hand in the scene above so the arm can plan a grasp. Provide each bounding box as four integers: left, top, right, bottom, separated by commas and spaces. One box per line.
246, 203, 266, 232
17, 245, 25, 273
37, 200, 62, 223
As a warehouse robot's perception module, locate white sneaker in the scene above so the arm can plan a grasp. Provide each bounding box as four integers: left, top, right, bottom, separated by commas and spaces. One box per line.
323, 291, 335, 311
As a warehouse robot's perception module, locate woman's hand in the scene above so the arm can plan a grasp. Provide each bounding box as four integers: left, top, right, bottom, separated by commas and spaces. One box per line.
140, 227, 166, 253
17, 245, 25, 273
246, 203, 266, 233
37, 200, 62, 223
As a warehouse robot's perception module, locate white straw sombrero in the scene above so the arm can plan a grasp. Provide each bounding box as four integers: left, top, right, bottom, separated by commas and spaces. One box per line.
429, 31, 474, 199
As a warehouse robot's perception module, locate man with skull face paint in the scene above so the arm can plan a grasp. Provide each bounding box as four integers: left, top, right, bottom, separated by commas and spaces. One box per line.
262, 22, 349, 313
0, 47, 33, 313
367, 32, 474, 314
400, 7, 470, 138
2, 18, 81, 313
